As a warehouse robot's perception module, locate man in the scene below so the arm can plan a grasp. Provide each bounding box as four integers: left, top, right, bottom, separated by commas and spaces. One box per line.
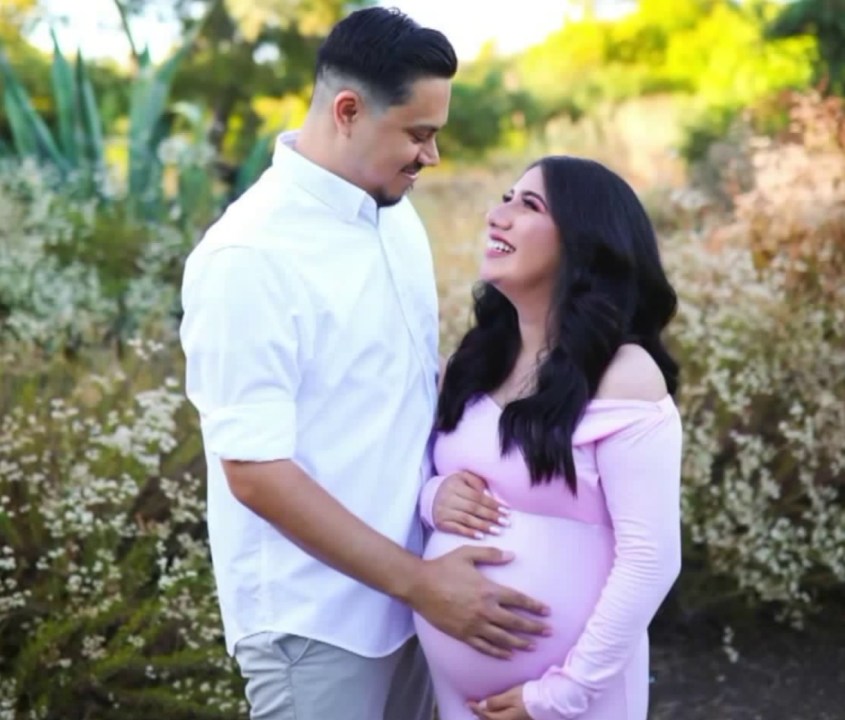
180, 7, 549, 720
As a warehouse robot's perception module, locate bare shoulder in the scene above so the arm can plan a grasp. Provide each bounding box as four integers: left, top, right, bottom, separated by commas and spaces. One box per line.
595, 344, 668, 402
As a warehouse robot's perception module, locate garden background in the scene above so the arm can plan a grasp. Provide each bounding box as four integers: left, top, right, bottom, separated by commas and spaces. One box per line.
0, 0, 843, 718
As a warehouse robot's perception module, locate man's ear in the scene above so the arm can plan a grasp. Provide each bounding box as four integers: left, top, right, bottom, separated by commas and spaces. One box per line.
332, 90, 362, 136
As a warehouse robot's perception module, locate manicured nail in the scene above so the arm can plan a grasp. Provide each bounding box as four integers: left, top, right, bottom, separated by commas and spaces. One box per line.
474, 531, 484, 540
488, 525, 502, 535
498, 515, 511, 526
498, 505, 511, 515
542, 627, 553, 636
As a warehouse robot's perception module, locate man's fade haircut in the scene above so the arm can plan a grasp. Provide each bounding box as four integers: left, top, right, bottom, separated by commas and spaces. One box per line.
315, 7, 458, 109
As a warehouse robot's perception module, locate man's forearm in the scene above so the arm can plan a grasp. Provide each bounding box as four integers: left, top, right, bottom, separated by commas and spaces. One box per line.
222, 458, 422, 604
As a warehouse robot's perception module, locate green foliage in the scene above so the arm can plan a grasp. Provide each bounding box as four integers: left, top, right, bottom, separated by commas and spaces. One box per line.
127, 42, 196, 217
767, 0, 845, 94
660, 91, 845, 623
440, 71, 529, 158
0, 161, 188, 355
0, 340, 245, 720
0, 45, 69, 173
663, 2, 815, 106
679, 104, 742, 163
0, 32, 193, 216
507, 0, 816, 142
120, 0, 371, 154
234, 131, 273, 197
0, 24, 267, 227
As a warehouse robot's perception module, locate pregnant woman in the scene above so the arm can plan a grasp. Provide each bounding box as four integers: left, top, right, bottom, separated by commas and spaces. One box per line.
414, 156, 683, 720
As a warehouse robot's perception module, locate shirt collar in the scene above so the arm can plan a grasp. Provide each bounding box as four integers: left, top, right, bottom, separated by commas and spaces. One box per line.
272, 130, 378, 225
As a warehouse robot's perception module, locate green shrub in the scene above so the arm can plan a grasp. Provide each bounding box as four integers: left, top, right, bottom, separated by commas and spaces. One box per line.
666, 91, 845, 625
0, 339, 244, 720
0, 161, 189, 355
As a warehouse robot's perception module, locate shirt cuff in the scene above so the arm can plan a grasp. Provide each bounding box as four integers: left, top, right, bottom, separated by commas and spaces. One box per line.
201, 399, 296, 461
419, 474, 447, 528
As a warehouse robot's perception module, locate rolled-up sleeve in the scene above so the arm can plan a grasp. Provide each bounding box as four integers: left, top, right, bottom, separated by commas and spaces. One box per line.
180, 245, 310, 462
522, 405, 683, 719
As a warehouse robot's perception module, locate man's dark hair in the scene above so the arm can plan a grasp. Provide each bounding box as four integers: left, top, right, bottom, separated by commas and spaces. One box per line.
316, 7, 458, 107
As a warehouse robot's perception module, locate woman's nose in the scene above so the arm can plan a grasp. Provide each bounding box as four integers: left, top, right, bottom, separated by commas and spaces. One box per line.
486, 203, 512, 229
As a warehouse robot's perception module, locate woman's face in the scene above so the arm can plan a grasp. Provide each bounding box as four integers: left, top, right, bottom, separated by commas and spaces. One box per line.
480, 166, 562, 303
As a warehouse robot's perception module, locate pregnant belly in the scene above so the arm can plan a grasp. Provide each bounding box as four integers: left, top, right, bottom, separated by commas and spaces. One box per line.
414, 510, 614, 701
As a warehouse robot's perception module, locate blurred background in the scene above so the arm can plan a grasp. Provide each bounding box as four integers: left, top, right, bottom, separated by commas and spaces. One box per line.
0, 1, 843, 718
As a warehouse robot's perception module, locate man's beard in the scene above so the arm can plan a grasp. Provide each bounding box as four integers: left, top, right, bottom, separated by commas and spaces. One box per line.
372, 189, 406, 208
371, 163, 422, 208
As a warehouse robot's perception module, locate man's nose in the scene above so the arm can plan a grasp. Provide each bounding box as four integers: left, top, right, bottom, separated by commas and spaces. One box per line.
419, 137, 440, 167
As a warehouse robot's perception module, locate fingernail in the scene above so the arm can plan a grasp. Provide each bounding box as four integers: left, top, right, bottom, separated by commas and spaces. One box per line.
498, 515, 511, 526
501, 551, 515, 561
498, 505, 510, 515
542, 627, 553, 636
488, 525, 502, 535
541, 606, 551, 616
474, 531, 484, 540
525, 642, 536, 651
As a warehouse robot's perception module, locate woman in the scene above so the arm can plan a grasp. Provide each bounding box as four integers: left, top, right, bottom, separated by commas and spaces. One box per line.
414, 156, 682, 720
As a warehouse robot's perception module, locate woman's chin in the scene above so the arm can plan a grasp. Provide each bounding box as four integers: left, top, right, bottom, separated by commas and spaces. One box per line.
478, 265, 504, 286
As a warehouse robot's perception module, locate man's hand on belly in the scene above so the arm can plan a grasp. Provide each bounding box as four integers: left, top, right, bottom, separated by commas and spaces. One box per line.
407, 546, 551, 659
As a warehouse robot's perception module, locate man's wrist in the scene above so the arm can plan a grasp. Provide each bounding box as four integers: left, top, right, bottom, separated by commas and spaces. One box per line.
387, 553, 427, 608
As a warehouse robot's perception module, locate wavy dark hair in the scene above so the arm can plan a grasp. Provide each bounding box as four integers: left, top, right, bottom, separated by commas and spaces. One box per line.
436, 156, 679, 493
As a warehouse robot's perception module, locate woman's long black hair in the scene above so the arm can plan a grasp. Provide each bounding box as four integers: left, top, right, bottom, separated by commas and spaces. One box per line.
436, 156, 679, 493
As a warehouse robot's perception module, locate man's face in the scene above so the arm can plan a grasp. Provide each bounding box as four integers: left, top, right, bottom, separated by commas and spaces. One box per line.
345, 77, 451, 207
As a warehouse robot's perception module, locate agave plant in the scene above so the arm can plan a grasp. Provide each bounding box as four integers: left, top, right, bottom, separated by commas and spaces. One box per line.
0, 30, 272, 224
0, 33, 77, 176
0, 30, 196, 218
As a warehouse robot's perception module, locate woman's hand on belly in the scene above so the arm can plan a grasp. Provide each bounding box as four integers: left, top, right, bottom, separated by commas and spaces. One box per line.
468, 684, 530, 720
433, 471, 511, 539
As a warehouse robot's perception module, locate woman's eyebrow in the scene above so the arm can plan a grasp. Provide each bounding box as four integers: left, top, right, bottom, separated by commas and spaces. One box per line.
521, 190, 548, 209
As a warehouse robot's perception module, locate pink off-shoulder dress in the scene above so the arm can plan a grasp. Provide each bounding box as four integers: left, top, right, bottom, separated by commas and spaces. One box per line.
414, 394, 682, 720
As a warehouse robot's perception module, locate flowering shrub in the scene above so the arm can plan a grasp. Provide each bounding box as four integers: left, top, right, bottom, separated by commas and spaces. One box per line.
0, 161, 190, 354
665, 235, 845, 624
0, 339, 244, 719
664, 91, 845, 624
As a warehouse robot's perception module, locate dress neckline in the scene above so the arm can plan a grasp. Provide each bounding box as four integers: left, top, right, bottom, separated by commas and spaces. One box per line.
480, 392, 674, 413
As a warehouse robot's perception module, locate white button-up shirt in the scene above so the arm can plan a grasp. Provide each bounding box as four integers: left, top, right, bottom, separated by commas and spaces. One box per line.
180, 132, 439, 657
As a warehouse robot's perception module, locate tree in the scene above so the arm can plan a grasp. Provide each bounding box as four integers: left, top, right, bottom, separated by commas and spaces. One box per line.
112, 0, 372, 152
767, 0, 845, 94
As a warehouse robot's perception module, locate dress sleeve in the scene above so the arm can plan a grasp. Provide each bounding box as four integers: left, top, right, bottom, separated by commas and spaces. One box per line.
180, 245, 312, 462
419, 474, 447, 529
522, 402, 683, 719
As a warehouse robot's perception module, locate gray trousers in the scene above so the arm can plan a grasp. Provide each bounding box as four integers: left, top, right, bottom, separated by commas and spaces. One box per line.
234, 632, 434, 720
